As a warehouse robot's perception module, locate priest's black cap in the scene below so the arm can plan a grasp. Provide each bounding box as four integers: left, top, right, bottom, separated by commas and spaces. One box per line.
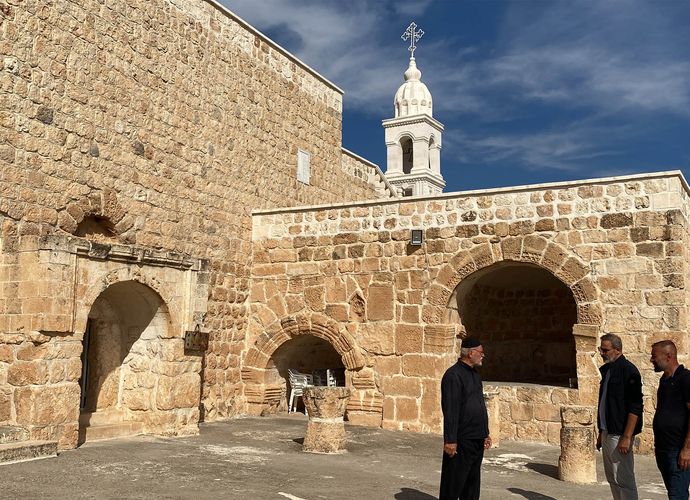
461, 337, 481, 349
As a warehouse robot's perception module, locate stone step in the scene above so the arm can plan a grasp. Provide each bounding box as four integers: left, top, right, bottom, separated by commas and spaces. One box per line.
79, 421, 144, 443
79, 409, 127, 427
0, 440, 58, 465
0, 426, 29, 444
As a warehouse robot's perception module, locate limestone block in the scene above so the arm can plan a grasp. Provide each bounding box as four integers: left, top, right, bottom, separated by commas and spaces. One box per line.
357, 322, 395, 355
7, 361, 48, 386
484, 390, 500, 448
423, 324, 455, 354
0, 390, 11, 421
366, 284, 394, 321
347, 411, 382, 428
15, 383, 80, 427
402, 354, 444, 378
0, 345, 13, 363
381, 376, 421, 398
395, 325, 423, 355
395, 397, 419, 421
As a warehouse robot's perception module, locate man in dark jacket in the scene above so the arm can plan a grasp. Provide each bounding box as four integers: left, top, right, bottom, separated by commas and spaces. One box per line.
597, 333, 643, 500
439, 337, 491, 500
650, 340, 690, 500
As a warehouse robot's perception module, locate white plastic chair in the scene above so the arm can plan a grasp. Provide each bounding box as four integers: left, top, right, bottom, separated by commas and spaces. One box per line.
287, 369, 313, 414
326, 369, 337, 387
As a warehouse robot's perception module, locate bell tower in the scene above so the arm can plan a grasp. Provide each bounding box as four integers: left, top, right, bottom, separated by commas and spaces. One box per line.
382, 22, 445, 197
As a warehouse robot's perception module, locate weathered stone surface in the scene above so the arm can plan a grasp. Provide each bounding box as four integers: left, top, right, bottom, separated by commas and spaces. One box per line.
303, 386, 351, 420
302, 418, 347, 454
366, 284, 394, 321
357, 323, 395, 355
156, 373, 200, 411
302, 386, 350, 453
15, 384, 80, 427
558, 405, 596, 484
7, 362, 49, 386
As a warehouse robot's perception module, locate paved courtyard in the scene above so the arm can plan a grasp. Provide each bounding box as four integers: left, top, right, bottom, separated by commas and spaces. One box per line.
0, 415, 668, 499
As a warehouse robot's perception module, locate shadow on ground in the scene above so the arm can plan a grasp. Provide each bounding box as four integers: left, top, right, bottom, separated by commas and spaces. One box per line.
525, 462, 559, 479
508, 488, 557, 500
394, 488, 436, 499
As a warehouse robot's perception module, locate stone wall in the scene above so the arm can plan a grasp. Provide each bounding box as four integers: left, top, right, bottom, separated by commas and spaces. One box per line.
1, 0, 383, 440
341, 148, 395, 198
463, 284, 577, 385
0, 234, 208, 448
248, 172, 690, 452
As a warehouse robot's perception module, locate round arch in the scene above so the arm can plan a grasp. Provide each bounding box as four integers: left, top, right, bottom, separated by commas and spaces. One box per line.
426, 236, 600, 326
75, 267, 180, 336
426, 235, 602, 405
241, 313, 365, 411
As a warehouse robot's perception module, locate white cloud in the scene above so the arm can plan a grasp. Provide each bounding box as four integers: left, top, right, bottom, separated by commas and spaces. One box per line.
444, 119, 637, 172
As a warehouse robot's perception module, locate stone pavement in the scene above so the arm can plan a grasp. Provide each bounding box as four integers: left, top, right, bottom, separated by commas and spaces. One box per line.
0, 415, 668, 499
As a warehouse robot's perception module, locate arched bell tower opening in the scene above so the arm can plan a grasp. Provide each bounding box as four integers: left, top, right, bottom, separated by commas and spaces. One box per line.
266, 335, 345, 413
401, 137, 413, 174
448, 262, 578, 387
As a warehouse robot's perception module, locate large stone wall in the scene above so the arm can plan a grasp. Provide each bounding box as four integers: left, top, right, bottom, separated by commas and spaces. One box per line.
249, 172, 690, 452
463, 283, 577, 385
1, 0, 383, 439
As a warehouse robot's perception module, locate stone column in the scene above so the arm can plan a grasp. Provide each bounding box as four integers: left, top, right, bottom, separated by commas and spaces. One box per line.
558, 405, 596, 484
302, 386, 351, 454
484, 389, 500, 448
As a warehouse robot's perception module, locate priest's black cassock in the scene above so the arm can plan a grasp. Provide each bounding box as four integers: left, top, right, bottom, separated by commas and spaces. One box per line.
439, 358, 489, 500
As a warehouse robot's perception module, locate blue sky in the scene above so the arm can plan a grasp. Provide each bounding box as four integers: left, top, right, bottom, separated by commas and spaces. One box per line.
222, 0, 690, 192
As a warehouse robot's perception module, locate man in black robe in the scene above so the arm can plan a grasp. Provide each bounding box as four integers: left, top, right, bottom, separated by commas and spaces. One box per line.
439, 337, 491, 500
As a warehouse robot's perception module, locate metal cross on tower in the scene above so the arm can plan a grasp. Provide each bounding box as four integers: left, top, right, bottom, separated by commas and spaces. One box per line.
401, 22, 424, 58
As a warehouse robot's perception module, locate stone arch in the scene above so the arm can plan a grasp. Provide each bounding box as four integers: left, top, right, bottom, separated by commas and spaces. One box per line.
427, 236, 600, 327
76, 267, 181, 336
242, 313, 366, 413
243, 313, 364, 382
78, 278, 199, 443
428, 234, 602, 407
58, 188, 131, 239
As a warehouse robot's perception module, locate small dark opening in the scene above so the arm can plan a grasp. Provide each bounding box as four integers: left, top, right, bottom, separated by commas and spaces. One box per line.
76, 215, 116, 239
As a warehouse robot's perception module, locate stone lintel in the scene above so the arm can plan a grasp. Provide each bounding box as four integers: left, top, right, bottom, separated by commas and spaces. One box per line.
572, 324, 599, 338
36, 235, 206, 271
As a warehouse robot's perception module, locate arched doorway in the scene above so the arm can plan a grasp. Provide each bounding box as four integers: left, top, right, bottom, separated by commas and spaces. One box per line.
448, 261, 578, 387
267, 335, 345, 413
78, 280, 172, 443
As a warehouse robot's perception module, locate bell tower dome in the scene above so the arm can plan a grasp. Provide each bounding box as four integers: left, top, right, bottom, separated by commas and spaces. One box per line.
383, 22, 445, 197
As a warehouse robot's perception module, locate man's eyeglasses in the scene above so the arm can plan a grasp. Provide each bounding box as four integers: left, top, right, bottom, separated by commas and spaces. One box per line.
469, 348, 485, 357
599, 347, 613, 353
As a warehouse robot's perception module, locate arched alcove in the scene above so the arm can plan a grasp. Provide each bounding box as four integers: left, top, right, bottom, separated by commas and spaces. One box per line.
448, 261, 578, 386
266, 335, 345, 412
79, 280, 172, 443
75, 214, 116, 239
242, 314, 367, 416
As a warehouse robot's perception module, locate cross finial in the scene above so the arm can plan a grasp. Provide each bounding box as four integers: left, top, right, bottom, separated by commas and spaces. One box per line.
401, 22, 424, 58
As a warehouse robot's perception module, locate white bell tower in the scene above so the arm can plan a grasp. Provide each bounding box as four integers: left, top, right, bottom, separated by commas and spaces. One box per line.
382, 22, 445, 197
